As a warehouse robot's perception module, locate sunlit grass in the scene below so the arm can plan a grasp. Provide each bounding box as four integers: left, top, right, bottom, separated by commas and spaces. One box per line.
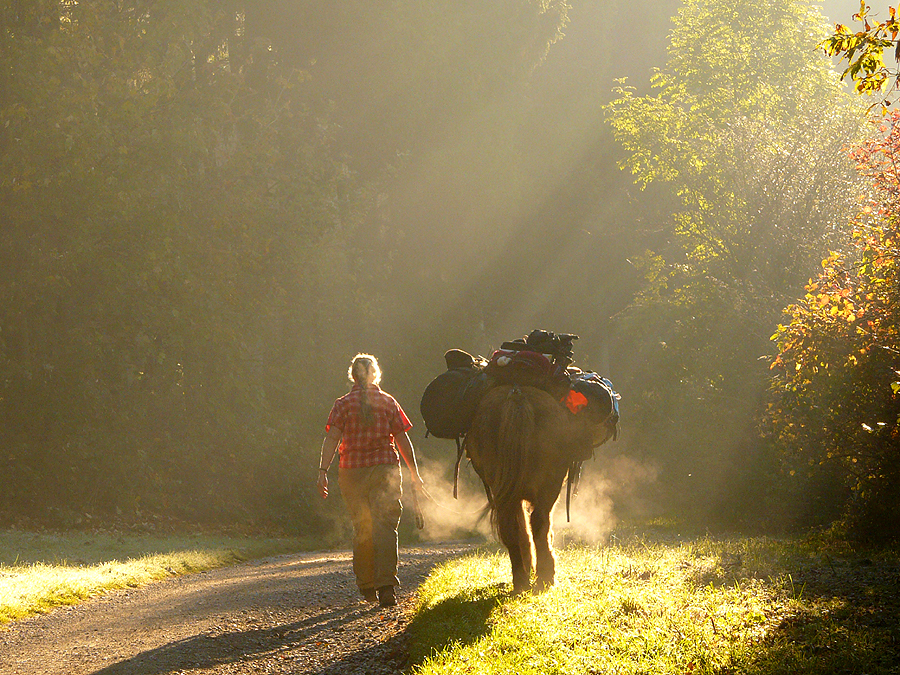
408, 536, 900, 674
0, 530, 318, 626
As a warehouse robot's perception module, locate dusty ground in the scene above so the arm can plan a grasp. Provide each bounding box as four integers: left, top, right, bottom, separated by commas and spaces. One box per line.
0, 542, 474, 675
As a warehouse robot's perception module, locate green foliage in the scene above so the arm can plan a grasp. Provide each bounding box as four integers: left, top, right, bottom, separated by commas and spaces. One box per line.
770, 113, 900, 542
0, 0, 361, 527
0, 1, 574, 532
604, 0, 865, 524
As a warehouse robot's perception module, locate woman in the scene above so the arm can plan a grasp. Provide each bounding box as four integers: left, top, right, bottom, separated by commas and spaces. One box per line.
317, 353, 424, 607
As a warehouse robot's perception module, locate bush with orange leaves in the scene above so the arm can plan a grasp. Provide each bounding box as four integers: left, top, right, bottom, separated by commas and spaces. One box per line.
769, 112, 900, 542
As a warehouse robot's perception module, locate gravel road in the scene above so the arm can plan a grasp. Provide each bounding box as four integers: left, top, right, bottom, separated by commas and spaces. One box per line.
0, 542, 475, 675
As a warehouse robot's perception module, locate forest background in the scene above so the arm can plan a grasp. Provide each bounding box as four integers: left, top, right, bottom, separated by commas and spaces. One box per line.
2, 0, 896, 544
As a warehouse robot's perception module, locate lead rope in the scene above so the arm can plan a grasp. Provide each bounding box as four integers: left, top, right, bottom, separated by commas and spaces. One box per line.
416, 483, 488, 517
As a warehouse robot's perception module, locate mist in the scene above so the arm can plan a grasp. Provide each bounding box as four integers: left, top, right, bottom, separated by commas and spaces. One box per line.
552, 454, 659, 545
411, 452, 493, 542
0, 0, 879, 539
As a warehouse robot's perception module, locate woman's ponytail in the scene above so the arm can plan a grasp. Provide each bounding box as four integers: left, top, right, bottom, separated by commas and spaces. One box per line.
348, 354, 381, 427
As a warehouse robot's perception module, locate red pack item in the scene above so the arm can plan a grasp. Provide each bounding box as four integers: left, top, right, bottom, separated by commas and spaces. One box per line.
564, 389, 589, 414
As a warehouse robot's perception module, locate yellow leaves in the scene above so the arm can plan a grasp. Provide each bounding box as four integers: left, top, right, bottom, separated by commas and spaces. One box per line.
823, 5, 900, 105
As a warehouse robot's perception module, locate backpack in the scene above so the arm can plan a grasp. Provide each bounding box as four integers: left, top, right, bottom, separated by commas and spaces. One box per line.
564, 371, 620, 440
419, 350, 490, 440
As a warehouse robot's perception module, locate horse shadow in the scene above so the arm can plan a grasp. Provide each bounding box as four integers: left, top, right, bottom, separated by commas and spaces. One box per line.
402, 584, 505, 667
319, 584, 504, 674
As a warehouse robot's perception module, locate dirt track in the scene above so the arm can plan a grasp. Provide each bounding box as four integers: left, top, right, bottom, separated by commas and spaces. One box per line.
0, 543, 473, 675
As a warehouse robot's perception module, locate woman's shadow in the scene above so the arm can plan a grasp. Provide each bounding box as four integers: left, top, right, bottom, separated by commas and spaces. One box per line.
89, 584, 504, 675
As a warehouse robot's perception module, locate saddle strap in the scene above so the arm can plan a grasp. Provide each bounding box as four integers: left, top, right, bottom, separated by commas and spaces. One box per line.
453, 436, 464, 499
566, 461, 584, 522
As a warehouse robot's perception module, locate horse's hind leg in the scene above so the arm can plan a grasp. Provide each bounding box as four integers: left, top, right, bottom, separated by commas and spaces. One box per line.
498, 501, 530, 594
517, 504, 534, 583
530, 502, 556, 592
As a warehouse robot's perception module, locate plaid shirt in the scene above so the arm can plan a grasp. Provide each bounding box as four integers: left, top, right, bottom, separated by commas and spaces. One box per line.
325, 385, 412, 469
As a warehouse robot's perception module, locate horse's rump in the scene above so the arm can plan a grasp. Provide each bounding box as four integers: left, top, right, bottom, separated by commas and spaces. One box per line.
468, 385, 567, 509
493, 386, 537, 509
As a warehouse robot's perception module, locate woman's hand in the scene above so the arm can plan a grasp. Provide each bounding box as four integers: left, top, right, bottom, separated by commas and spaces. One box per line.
316, 470, 329, 499
411, 482, 425, 530
317, 427, 341, 499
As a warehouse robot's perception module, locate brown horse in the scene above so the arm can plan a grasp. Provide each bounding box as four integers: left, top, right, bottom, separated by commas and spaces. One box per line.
465, 384, 603, 594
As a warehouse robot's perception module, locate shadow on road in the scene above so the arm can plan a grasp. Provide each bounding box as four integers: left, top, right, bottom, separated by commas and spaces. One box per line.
89, 602, 380, 674
88, 585, 499, 675
83, 544, 478, 675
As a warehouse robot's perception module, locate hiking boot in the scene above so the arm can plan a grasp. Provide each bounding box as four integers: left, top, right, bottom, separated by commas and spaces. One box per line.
377, 585, 396, 607
361, 588, 378, 603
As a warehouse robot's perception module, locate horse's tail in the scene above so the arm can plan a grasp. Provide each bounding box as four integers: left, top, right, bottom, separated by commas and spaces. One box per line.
491, 385, 537, 512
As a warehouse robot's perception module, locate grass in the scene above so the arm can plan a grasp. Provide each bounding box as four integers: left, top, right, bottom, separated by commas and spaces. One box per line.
0, 529, 319, 626
407, 534, 900, 675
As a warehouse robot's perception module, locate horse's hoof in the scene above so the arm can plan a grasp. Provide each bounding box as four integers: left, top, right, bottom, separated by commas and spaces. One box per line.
532, 579, 554, 594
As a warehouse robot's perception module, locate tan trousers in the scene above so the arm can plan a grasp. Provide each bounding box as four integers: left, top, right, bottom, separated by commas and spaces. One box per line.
338, 463, 403, 591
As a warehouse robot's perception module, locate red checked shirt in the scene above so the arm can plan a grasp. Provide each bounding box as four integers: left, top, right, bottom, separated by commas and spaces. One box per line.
325, 385, 412, 469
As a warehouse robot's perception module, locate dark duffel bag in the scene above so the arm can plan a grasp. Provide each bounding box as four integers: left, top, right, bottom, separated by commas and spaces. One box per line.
420, 350, 489, 440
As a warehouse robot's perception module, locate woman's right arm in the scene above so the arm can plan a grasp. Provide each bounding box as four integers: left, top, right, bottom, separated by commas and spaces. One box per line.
395, 432, 423, 486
